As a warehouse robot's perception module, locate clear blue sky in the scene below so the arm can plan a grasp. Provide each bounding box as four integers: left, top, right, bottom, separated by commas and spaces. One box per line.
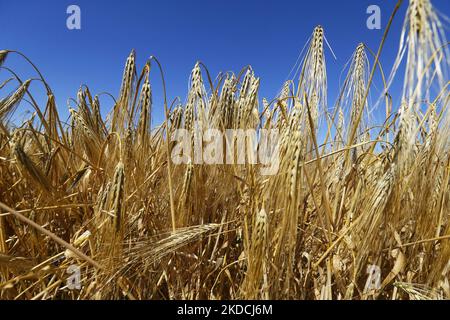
1, 0, 449, 125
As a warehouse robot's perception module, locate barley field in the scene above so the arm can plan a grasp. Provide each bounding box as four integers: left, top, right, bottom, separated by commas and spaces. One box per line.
0, 0, 449, 300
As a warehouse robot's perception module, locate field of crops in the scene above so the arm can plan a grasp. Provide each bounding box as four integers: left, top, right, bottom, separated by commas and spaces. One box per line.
0, 0, 449, 300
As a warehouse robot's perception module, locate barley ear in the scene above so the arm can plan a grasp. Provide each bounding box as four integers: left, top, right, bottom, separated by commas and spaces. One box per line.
0, 50, 8, 68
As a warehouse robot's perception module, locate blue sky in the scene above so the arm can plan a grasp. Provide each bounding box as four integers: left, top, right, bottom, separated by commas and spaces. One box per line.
1, 0, 449, 125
